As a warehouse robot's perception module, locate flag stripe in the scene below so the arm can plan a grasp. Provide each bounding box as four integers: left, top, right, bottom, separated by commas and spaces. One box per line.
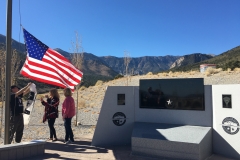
21, 64, 69, 88
21, 28, 83, 90
46, 49, 83, 75
44, 53, 82, 82
21, 58, 75, 89
26, 56, 80, 86
39, 54, 82, 84
21, 69, 72, 89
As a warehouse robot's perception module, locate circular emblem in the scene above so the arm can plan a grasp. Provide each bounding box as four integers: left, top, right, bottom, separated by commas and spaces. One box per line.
222, 117, 239, 135
112, 112, 126, 126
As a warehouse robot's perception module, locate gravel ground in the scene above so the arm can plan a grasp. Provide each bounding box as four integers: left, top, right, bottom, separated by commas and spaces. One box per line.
0, 71, 240, 144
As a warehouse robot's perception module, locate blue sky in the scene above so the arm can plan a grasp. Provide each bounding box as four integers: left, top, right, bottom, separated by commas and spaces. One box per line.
0, 0, 240, 57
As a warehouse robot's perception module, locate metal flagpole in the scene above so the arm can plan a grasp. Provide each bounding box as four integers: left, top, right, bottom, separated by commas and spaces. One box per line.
76, 86, 78, 126
4, 0, 12, 144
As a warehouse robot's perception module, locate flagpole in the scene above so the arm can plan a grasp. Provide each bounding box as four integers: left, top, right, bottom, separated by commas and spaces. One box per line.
76, 85, 79, 126
4, 0, 12, 144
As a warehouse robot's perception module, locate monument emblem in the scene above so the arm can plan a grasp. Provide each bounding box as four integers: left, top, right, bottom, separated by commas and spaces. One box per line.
112, 112, 126, 126
222, 117, 240, 135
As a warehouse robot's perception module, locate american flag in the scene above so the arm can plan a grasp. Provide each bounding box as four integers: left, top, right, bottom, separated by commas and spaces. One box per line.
20, 28, 83, 91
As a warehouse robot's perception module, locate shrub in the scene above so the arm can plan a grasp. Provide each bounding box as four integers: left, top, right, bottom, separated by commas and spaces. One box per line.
174, 72, 181, 76
79, 86, 86, 91
234, 68, 240, 72
78, 99, 86, 109
204, 68, 213, 76
147, 72, 153, 75
189, 70, 196, 75
95, 80, 103, 86
162, 72, 168, 77
205, 71, 211, 77
215, 68, 223, 72
227, 68, 231, 72
205, 67, 222, 76
114, 74, 124, 79
222, 60, 240, 71
157, 73, 162, 76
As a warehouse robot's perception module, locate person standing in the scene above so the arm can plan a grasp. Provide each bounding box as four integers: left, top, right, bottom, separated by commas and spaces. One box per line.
40, 88, 59, 142
10, 82, 32, 143
62, 88, 75, 144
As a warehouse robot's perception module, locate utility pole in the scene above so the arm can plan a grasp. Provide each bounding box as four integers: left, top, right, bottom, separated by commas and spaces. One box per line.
5, 0, 12, 144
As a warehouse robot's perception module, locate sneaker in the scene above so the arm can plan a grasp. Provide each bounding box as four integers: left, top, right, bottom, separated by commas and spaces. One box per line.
66, 140, 73, 144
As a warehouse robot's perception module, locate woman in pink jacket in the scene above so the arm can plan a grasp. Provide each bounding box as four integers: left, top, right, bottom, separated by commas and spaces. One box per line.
62, 88, 75, 144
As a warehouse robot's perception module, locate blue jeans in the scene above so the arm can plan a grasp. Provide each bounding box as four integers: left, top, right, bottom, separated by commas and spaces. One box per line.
64, 117, 74, 142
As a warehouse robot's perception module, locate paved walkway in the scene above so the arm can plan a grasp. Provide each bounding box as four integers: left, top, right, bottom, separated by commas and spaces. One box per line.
26, 136, 235, 160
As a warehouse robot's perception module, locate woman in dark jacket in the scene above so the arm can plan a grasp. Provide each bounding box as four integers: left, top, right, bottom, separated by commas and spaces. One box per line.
40, 88, 60, 142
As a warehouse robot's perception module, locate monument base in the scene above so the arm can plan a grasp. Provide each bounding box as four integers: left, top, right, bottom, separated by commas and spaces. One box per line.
132, 122, 212, 160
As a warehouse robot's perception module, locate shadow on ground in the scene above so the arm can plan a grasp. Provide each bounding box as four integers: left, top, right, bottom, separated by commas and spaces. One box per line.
24, 138, 234, 160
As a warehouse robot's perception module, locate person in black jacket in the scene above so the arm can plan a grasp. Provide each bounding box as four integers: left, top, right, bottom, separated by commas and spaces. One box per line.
40, 88, 60, 142
10, 82, 32, 143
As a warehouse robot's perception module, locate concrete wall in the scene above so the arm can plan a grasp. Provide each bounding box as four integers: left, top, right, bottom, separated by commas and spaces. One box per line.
91, 86, 135, 146
212, 84, 240, 159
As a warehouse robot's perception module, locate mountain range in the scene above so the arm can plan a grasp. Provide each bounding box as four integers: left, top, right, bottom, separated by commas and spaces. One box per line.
0, 34, 214, 74
1, 34, 240, 86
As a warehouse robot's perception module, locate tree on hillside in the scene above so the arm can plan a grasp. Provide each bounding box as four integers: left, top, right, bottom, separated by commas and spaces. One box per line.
70, 31, 84, 126
124, 51, 131, 86
71, 31, 84, 71
222, 60, 240, 71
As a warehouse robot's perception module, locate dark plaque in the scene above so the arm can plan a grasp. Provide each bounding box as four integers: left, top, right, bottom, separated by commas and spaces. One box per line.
222, 95, 232, 108
117, 94, 125, 105
139, 78, 205, 110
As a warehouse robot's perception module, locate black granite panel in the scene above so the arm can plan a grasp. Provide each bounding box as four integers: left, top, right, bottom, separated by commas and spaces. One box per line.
139, 78, 205, 110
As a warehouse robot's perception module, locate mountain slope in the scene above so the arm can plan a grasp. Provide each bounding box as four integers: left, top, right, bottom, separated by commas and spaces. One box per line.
170, 53, 214, 69
100, 55, 181, 74
170, 46, 240, 71
0, 34, 26, 53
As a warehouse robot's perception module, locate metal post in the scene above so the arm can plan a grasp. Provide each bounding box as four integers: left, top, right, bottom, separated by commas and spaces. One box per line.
75, 84, 80, 126
75, 88, 78, 126
4, 0, 12, 144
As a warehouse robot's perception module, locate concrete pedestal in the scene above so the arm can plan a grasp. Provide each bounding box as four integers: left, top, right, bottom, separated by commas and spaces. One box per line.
132, 122, 212, 160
